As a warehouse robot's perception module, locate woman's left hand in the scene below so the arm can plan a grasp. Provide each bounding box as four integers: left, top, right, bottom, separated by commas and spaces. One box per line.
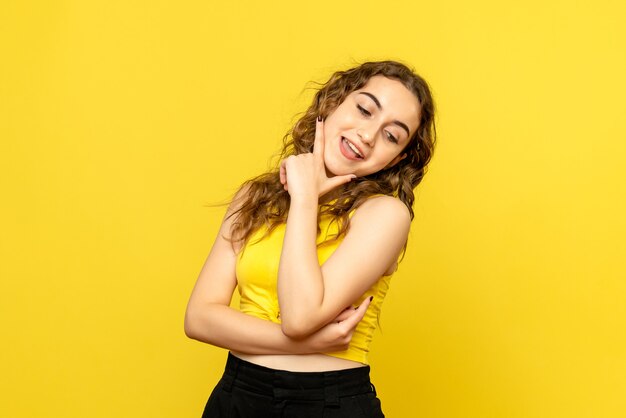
279, 116, 356, 199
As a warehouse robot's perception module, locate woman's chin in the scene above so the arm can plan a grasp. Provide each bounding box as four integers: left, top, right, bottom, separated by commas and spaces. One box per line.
324, 161, 358, 178
326, 169, 358, 179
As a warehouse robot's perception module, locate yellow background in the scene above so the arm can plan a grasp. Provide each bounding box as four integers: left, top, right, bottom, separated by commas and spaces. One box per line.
1, 1, 625, 417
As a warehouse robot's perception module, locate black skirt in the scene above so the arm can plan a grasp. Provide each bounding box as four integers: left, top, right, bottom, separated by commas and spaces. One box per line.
202, 352, 385, 417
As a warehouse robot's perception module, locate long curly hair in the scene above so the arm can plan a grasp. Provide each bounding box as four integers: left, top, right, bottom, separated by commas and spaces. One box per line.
227, 60, 437, 249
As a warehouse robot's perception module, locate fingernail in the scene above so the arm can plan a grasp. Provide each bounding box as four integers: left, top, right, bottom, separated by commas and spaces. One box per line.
317, 115, 322, 122
369, 296, 373, 302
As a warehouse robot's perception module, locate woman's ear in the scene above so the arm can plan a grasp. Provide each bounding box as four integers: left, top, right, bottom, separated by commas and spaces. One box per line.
386, 153, 407, 169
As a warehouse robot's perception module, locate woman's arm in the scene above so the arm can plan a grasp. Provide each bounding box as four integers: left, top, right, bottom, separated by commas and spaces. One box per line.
278, 196, 410, 338
184, 186, 370, 354
277, 119, 411, 338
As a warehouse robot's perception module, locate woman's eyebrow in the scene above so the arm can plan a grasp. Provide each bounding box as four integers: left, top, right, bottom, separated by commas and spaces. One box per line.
359, 92, 383, 110
358, 92, 410, 138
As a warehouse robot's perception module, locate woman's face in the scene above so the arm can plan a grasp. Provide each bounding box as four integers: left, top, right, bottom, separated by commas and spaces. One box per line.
322, 75, 420, 178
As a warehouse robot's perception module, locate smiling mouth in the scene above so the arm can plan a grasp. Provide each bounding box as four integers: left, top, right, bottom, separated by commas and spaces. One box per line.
341, 137, 364, 159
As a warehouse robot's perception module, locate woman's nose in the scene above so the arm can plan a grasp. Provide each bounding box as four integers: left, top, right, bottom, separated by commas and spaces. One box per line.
357, 127, 375, 146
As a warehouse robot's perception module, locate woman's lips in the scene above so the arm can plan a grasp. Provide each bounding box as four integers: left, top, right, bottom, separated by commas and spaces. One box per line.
339, 137, 363, 161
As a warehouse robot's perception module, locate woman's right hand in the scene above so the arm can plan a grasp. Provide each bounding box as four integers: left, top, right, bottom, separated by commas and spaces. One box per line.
302, 295, 372, 353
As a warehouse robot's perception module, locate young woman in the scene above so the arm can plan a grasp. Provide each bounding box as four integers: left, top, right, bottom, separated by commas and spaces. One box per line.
185, 60, 436, 417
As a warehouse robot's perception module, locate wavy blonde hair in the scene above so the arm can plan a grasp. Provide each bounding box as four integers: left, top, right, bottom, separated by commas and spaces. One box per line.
227, 60, 436, 249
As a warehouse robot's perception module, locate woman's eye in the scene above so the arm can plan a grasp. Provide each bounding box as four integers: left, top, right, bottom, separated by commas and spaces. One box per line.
357, 105, 371, 116
386, 132, 399, 144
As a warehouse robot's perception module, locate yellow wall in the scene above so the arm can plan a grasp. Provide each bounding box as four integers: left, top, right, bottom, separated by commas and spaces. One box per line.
1, 1, 625, 417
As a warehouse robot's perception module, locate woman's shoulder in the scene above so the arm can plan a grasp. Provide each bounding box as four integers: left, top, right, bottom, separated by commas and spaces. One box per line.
349, 194, 411, 228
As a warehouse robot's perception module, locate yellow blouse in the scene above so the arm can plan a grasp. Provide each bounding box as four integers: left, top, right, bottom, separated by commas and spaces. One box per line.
235, 207, 393, 365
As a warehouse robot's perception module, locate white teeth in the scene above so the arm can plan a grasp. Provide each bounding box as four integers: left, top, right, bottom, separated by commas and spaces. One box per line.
344, 138, 363, 158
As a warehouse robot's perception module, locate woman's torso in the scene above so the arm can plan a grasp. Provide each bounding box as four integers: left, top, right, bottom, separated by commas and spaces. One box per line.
233, 199, 395, 372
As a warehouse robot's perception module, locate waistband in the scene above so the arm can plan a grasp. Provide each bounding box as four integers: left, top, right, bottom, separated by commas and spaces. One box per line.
219, 352, 376, 406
